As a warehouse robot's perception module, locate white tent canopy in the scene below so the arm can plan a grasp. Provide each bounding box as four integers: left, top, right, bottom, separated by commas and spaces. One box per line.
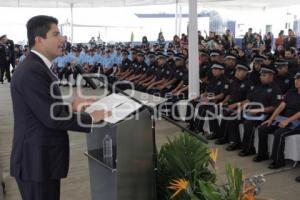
2, 0, 299, 98
0, 0, 300, 9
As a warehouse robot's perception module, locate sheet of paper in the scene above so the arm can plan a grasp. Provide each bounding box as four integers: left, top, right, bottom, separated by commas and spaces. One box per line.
85, 93, 142, 124
104, 99, 142, 124
85, 93, 129, 113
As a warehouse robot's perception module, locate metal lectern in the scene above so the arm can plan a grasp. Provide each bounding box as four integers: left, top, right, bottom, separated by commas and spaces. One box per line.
85, 108, 155, 200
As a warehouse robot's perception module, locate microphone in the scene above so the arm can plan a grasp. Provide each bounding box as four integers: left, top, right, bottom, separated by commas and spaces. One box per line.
74, 65, 98, 89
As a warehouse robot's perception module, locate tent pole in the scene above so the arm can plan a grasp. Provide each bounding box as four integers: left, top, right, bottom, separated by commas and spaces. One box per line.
175, 0, 179, 35
188, 0, 199, 99
70, 3, 74, 43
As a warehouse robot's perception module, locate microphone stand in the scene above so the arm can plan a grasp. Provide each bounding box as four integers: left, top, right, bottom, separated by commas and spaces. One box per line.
80, 73, 208, 200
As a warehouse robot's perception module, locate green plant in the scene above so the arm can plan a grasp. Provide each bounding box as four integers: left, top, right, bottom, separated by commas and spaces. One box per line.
157, 134, 216, 200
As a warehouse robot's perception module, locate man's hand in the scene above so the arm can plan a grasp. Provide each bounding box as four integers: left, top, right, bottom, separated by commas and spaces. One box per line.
72, 96, 96, 112
279, 119, 290, 128
90, 110, 112, 123
261, 119, 273, 127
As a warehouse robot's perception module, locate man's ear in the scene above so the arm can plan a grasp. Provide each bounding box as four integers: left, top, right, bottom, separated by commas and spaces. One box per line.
35, 36, 43, 47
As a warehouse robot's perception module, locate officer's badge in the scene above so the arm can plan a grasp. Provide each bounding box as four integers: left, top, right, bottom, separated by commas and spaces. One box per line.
250, 86, 254, 90
167, 71, 170, 75
240, 84, 245, 88
217, 81, 221, 85
224, 84, 229, 89
285, 79, 290, 84
180, 72, 183, 76
267, 88, 272, 93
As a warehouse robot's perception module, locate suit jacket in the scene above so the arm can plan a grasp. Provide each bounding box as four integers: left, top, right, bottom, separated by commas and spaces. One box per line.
10, 52, 92, 182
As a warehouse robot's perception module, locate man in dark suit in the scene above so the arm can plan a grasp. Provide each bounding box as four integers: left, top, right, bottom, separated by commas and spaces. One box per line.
10, 15, 111, 200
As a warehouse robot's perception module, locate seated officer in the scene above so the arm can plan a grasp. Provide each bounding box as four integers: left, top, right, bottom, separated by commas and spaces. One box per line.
126, 51, 148, 83
137, 53, 164, 91
230, 65, 281, 156
163, 53, 188, 118
224, 53, 237, 81
274, 59, 294, 94
118, 49, 138, 80
115, 49, 132, 80
254, 70, 300, 169
249, 55, 266, 86
146, 53, 175, 96
135, 52, 157, 89
214, 61, 252, 146
188, 62, 229, 136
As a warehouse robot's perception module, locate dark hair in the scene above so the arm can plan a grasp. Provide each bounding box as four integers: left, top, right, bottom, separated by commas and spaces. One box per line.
26, 15, 58, 48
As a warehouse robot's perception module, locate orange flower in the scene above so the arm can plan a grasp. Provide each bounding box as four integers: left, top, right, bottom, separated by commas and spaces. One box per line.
168, 178, 189, 199
242, 192, 255, 200
210, 148, 218, 168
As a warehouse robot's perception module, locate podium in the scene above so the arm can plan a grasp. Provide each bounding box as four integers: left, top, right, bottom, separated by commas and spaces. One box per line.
85, 106, 155, 200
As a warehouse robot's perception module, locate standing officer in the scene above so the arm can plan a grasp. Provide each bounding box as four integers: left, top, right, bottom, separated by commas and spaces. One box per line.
10, 15, 111, 200
0, 34, 9, 84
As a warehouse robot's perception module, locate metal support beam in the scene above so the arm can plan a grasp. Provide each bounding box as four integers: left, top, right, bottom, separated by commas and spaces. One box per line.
188, 0, 199, 99
70, 3, 74, 43
175, 0, 179, 35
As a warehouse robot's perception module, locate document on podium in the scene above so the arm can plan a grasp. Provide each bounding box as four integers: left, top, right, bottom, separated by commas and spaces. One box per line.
85, 93, 142, 124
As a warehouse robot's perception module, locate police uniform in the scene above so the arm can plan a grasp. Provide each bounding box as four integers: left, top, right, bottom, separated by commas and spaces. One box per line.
224, 53, 237, 81
163, 53, 188, 118
274, 59, 294, 94
215, 61, 252, 146
189, 63, 229, 134
249, 55, 266, 86
237, 66, 282, 156
0, 35, 9, 83
254, 71, 300, 168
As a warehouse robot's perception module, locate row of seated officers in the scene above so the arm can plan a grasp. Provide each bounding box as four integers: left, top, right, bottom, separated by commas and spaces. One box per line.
50, 45, 300, 174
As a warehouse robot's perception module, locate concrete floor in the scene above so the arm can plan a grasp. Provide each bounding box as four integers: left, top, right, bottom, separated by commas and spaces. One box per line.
1, 83, 300, 200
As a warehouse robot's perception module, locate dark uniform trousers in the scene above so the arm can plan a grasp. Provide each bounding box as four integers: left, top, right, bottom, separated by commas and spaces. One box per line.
215, 109, 239, 140
258, 125, 300, 165
0, 63, 11, 83
227, 119, 261, 151
16, 178, 61, 200
191, 104, 219, 133
241, 120, 262, 151
271, 128, 300, 165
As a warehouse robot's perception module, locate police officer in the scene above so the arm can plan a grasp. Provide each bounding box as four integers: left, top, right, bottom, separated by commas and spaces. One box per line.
224, 53, 237, 81
119, 49, 138, 80
215, 61, 252, 146
274, 59, 294, 94
199, 50, 211, 79
254, 70, 300, 169
0, 34, 9, 84
115, 49, 132, 80
135, 52, 157, 89
144, 53, 169, 95
163, 53, 188, 118
249, 55, 266, 86
236, 65, 281, 156
126, 51, 148, 83
188, 62, 229, 136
